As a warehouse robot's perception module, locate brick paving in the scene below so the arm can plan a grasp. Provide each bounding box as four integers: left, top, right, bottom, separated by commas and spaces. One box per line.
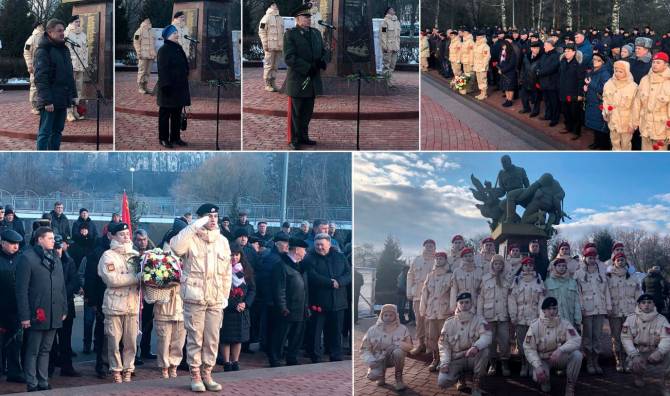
354, 316, 663, 395
242, 68, 419, 151
0, 91, 112, 150
114, 71, 241, 151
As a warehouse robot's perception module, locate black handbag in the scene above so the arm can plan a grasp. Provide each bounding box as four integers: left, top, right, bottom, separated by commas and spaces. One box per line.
180, 107, 188, 131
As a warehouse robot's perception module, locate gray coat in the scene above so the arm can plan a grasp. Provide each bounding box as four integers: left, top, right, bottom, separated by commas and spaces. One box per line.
15, 245, 67, 330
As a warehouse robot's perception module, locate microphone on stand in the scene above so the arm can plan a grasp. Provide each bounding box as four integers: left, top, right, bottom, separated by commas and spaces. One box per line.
183, 35, 200, 43
318, 20, 336, 30
65, 37, 80, 47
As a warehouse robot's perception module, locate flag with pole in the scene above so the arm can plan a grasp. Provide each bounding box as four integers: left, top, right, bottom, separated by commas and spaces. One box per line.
121, 190, 133, 235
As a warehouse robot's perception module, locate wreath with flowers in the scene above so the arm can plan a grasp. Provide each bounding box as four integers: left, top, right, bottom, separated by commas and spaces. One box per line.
141, 248, 182, 303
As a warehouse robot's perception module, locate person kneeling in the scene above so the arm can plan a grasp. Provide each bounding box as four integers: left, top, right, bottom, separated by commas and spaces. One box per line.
621, 294, 670, 395
523, 297, 583, 396
360, 304, 413, 391
437, 292, 492, 396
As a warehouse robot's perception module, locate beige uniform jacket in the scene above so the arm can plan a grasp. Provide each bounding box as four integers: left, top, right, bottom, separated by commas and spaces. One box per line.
360, 319, 412, 366
576, 271, 612, 316
23, 27, 44, 69
439, 311, 492, 366
98, 241, 141, 316
449, 266, 483, 312
603, 78, 638, 132
555, 254, 581, 278
508, 274, 545, 325
172, 20, 191, 58
420, 266, 452, 320
460, 34, 475, 65
621, 307, 670, 357
170, 224, 232, 308
258, 7, 284, 51
477, 273, 510, 322
607, 270, 642, 317
523, 314, 582, 368
635, 68, 670, 140
380, 15, 401, 53
153, 284, 184, 322
505, 257, 522, 284
472, 38, 491, 72
407, 255, 434, 301
65, 24, 88, 72
448, 38, 461, 63
133, 21, 156, 60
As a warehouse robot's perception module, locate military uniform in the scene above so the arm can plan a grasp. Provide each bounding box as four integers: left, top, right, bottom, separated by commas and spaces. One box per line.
283, 7, 328, 148
504, 256, 522, 284
153, 284, 185, 378
603, 60, 638, 150
477, 258, 511, 375
406, 252, 435, 351
634, 55, 670, 150
508, 268, 545, 376
437, 306, 492, 393
65, 18, 88, 122
172, 19, 191, 58
420, 34, 429, 72
448, 35, 462, 77
23, 25, 44, 113
523, 309, 583, 395
133, 19, 157, 94
448, 262, 483, 313
258, 4, 284, 91
607, 265, 642, 371
473, 34, 491, 100
380, 13, 401, 81
97, 237, 141, 382
460, 33, 475, 75
419, 259, 452, 369
170, 204, 232, 392
576, 267, 612, 373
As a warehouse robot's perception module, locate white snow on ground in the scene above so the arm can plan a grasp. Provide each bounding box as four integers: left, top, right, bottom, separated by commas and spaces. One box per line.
5, 78, 29, 84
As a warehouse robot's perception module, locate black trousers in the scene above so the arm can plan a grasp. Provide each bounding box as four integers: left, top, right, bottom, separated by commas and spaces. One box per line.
561, 100, 583, 135
158, 106, 182, 143
269, 315, 304, 365
140, 302, 154, 356
0, 326, 23, 378
94, 309, 108, 373
50, 314, 74, 371
396, 293, 408, 323
307, 310, 344, 362
542, 89, 560, 123
289, 96, 315, 145
520, 88, 542, 114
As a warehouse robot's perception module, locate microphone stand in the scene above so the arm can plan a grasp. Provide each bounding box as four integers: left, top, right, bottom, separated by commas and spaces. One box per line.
68, 40, 103, 150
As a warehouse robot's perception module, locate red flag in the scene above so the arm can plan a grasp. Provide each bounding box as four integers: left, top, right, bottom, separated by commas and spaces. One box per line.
122, 191, 132, 235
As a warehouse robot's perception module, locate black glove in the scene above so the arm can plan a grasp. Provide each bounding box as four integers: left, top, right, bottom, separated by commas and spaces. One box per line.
309, 64, 319, 77
318, 59, 327, 70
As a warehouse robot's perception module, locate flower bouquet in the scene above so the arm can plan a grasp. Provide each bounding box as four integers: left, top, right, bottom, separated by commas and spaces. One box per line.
141, 248, 182, 304
453, 74, 471, 94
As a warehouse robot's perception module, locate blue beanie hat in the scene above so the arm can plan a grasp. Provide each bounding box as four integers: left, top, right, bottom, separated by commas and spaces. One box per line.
162, 24, 177, 40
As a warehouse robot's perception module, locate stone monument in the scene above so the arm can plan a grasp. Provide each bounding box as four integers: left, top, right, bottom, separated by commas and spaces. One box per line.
470, 155, 570, 259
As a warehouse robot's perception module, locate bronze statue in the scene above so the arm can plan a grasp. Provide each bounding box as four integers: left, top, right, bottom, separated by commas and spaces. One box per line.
496, 155, 530, 222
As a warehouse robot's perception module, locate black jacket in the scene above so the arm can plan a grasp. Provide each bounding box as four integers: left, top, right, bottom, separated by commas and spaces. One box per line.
61, 251, 80, 318
68, 233, 96, 269
83, 237, 109, 308
558, 56, 585, 101
0, 249, 21, 329
15, 245, 68, 330
536, 48, 560, 90
72, 216, 98, 240
156, 40, 191, 108
630, 58, 651, 84
271, 253, 309, 322
520, 51, 543, 90
303, 247, 351, 312
2, 218, 26, 249
33, 34, 77, 110
257, 247, 282, 305
48, 211, 71, 239
642, 272, 668, 308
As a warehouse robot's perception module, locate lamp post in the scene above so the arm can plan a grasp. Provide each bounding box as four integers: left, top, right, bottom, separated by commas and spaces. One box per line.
129, 167, 135, 193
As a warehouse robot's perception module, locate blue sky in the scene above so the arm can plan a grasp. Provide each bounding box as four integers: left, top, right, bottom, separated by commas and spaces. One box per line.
354, 152, 670, 256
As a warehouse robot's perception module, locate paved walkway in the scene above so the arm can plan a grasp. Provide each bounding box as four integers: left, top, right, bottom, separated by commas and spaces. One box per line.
242, 68, 419, 151
354, 316, 663, 395
0, 91, 112, 150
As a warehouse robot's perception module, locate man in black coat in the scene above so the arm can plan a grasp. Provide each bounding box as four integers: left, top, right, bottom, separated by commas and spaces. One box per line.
15, 227, 68, 392
231, 210, 255, 238
303, 233, 351, 363
536, 38, 561, 126
253, 221, 274, 247
156, 24, 190, 148
642, 266, 669, 317
558, 43, 586, 139
47, 202, 70, 239
519, 41, 544, 116
2, 206, 26, 249
71, 208, 98, 240
257, 233, 289, 357
0, 230, 25, 383
33, 19, 77, 151
630, 37, 653, 84
83, 235, 110, 378
269, 238, 309, 367
293, 221, 310, 240
219, 216, 234, 242
529, 240, 550, 280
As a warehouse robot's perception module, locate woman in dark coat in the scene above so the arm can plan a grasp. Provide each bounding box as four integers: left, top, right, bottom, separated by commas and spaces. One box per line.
584, 52, 612, 149
156, 25, 190, 148
498, 40, 518, 107
218, 243, 255, 371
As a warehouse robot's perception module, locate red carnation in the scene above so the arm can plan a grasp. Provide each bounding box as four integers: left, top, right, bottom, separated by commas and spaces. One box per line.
607, 105, 614, 111
162, 257, 168, 263
653, 144, 660, 150
35, 308, 46, 323
566, 96, 572, 103
598, 104, 604, 111
658, 140, 665, 146
317, 306, 322, 313
310, 305, 317, 312
165, 263, 172, 269
666, 120, 670, 128
535, 83, 541, 89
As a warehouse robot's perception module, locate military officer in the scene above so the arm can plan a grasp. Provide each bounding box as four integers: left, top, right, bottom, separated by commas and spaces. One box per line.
523, 297, 583, 396
283, 4, 329, 150
448, 30, 462, 77
258, 1, 284, 92
23, 21, 44, 115
473, 30, 491, 100
65, 15, 88, 122
460, 28, 475, 75
133, 17, 157, 94
406, 239, 436, 355
419, 252, 452, 371
437, 292, 492, 396
448, 234, 465, 269
380, 7, 401, 84
170, 203, 232, 393
634, 51, 670, 151
172, 11, 191, 58
97, 222, 141, 383
621, 294, 670, 395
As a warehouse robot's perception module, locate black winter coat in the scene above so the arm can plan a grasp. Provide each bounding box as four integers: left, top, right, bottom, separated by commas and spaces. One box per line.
2, 218, 26, 249
156, 40, 191, 108
257, 247, 282, 305
72, 217, 98, 240
15, 245, 68, 330
498, 47, 518, 91
537, 49, 560, 90
630, 58, 651, 84
642, 272, 668, 310
272, 253, 308, 322
48, 211, 71, 239
303, 247, 351, 312
61, 252, 80, 318
0, 249, 20, 329
68, 234, 96, 269
520, 51, 543, 90
558, 57, 586, 102
83, 237, 109, 308
33, 34, 76, 109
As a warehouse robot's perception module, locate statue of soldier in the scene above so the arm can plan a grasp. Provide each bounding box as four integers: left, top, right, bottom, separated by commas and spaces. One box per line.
496, 155, 530, 222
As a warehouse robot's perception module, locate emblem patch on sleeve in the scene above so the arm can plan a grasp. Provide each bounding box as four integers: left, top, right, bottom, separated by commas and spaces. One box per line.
665, 326, 670, 335
134, 35, 139, 40
382, 27, 387, 33
106, 263, 115, 272
525, 335, 533, 343
260, 23, 266, 29
568, 329, 576, 336
25, 44, 31, 50
622, 325, 629, 334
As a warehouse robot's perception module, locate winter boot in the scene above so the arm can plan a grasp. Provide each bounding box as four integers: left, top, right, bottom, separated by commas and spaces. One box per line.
487, 358, 497, 376
586, 353, 596, 374
265, 79, 276, 92
162, 367, 169, 379
565, 381, 576, 396
471, 377, 483, 396
269, 78, 279, 92
519, 358, 529, 377
501, 359, 511, 377
201, 364, 222, 391
138, 84, 147, 94
593, 354, 603, 375
112, 371, 122, 383
66, 107, 77, 122
428, 351, 440, 372
168, 365, 178, 378
122, 370, 132, 382
190, 367, 206, 392
410, 342, 426, 355
394, 367, 406, 391
615, 352, 624, 373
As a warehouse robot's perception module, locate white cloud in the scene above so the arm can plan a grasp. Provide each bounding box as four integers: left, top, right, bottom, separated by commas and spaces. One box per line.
652, 193, 670, 203
572, 208, 597, 215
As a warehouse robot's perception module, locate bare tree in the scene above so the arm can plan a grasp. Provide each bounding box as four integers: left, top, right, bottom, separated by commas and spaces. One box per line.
28, 0, 60, 23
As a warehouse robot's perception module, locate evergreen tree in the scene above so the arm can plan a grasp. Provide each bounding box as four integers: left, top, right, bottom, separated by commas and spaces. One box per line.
0, 0, 35, 57
374, 235, 404, 304
115, 0, 129, 44
592, 229, 614, 263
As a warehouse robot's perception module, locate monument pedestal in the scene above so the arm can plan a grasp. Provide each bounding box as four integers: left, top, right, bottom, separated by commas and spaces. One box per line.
492, 223, 550, 258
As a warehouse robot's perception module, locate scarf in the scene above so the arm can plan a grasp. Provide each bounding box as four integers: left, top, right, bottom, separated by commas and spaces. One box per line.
454, 306, 474, 322
612, 265, 628, 277
636, 306, 659, 323
110, 239, 138, 255
539, 310, 560, 328
231, 260, 246, 288
196, 226, 220, 243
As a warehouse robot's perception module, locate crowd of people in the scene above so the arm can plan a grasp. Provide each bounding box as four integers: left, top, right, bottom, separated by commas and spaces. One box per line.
420, 25, 670, 150
0, 201, 352, 392
361, 236, 670, 395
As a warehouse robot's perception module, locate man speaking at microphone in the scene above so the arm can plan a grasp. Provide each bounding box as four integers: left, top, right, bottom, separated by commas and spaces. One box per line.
283, 3, 329, 150
33, 19, 77, 150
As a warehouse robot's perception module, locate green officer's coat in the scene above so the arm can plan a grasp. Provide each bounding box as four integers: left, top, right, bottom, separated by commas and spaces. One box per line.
283, 26, 328, 98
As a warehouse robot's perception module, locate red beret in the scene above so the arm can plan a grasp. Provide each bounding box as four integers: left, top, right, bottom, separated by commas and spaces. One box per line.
508, 243, 520, 251
460, 247, 473, 257
481, 237, 494, 244
423, 239, 436, 247
584, 247, 598, 257
613, 252, 626, 261
435, 252, 448, 258
553, 258, 567, 265
451, 235, 464, 243
521, 257, 535, 265
558, 241, 570, 249
612, 242, 624, 250
584, 242, 596, 250
653, 51, 669, 62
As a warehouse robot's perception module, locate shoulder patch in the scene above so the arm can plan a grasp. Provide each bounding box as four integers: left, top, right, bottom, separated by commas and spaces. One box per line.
260, 23, 266, 29
382, 27, 387, 33
622, 325, 629, 334
483, 323, 492, 331
568, 328, 576, 336
25, 44, 31, 50
134, 35, 139, 40
665, 326, 670, 335
525, 334, 533, 343
106, 263, 115, 272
